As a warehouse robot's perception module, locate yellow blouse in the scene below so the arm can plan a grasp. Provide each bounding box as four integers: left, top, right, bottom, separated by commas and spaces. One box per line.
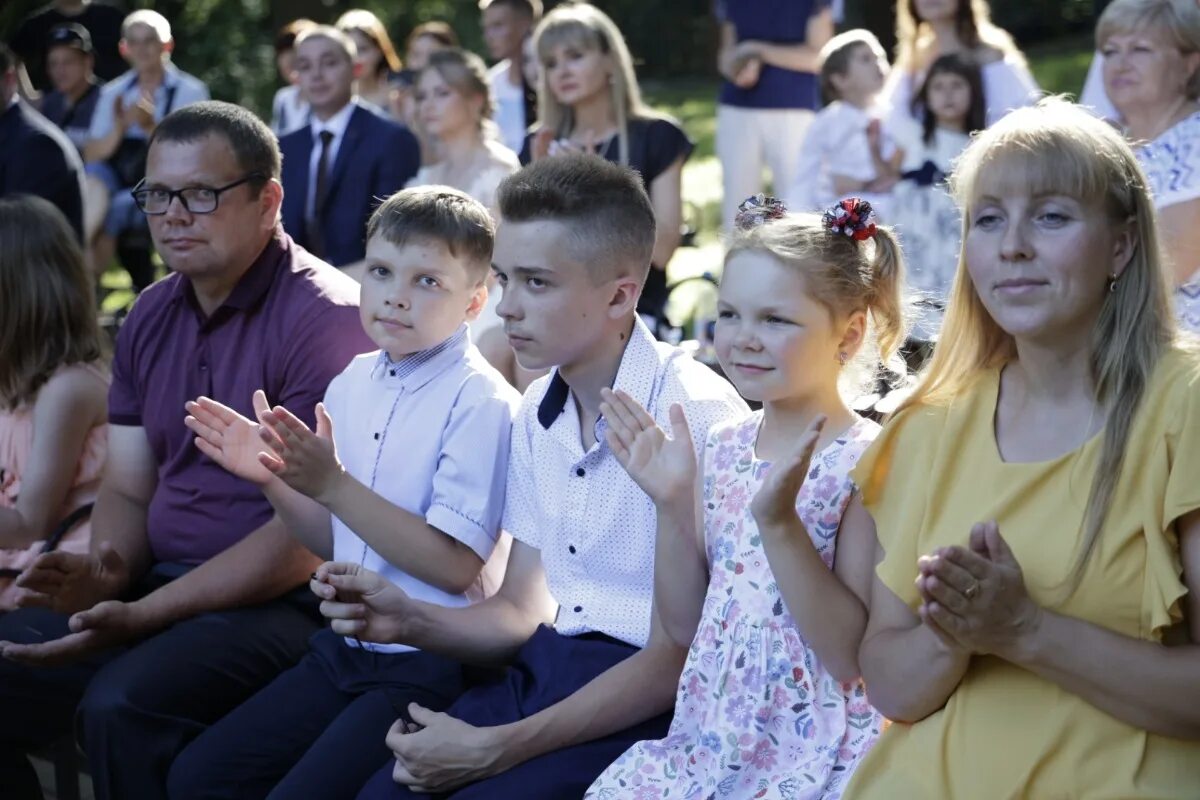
846, 350, 1200, 799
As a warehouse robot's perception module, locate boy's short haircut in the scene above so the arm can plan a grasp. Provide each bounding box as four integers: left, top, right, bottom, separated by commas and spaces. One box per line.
295, 25, 357, 62
478, 0, 543, 20
366, 186, 495, 281
122, 9, 172, 43
818, 28, 885, 103
497, 154, 655, 285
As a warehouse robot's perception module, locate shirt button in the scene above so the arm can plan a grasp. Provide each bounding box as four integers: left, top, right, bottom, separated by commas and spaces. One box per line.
573, 605, 583, 613
390, 370, 396, 377
575, 467, 585, 477
568, 545, 576, 554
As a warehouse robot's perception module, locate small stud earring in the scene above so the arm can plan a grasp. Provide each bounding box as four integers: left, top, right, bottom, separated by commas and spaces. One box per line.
1107, 273, 1118, 293
837, 351, 848, 365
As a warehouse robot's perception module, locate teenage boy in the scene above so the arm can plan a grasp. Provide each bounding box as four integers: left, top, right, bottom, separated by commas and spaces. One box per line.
39, 24, 102, 152
479, 0, 540, 154
319, 154, 748, 799
280, 26, 420, 272
169, 186, 520, 799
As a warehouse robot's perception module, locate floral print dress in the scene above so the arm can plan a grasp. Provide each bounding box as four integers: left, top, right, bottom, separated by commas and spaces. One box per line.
587, 412, 883, 800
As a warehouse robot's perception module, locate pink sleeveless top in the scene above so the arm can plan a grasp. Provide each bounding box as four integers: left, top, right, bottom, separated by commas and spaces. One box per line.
0, 364, 108, 609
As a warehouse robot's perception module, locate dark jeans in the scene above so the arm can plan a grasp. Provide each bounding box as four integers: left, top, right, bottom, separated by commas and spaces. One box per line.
356, 625, 674, 800
0, 563, 320, 800
167, 628, 465, 800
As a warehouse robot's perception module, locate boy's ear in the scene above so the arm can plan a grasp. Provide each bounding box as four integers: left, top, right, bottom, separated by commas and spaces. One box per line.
464, 280, 488, 322
606, 271, 643, 320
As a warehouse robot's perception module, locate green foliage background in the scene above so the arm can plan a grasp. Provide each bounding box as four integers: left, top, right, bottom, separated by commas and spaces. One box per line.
3, 0, 1099, 120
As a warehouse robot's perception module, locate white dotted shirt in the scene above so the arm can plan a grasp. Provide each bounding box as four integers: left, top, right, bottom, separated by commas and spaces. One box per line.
503, 318, 748, 647
324, 326, 521, 653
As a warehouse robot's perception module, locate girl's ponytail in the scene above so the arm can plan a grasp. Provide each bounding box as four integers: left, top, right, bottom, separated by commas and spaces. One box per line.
867, 226, 907, 368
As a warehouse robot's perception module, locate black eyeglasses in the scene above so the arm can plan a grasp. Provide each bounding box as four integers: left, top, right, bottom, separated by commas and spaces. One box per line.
131, 173, 267, 215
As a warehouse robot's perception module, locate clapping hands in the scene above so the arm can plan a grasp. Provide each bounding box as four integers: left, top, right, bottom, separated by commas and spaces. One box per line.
915, 521, 1044, 658
599, 388, 696, 509
186, 390, 346, 505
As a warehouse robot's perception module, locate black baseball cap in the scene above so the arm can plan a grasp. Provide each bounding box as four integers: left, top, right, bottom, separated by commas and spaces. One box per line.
47, 24, 93, 54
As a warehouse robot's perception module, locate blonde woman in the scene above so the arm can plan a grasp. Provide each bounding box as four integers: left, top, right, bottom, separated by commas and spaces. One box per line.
409, 49, 518, 214
337, 9, 403, 115
406, 48, 525, 384
882, 0, 1038, 128
522, 2, 693, 328
842, 98, 1200, 798
1099, 0, 1200, 332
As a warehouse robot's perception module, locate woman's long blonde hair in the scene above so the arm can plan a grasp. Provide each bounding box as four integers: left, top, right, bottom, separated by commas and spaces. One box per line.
894, 0, 1024, 71
898, 97, 1176, 585
532, 2, 657, 166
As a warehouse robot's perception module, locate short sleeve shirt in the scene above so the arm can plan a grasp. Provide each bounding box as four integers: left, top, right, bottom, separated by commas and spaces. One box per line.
108, 229, 374, 564
88, 65, 210, 142
502, 318, 748, 647
716, 0, 829, 110
324, 328, 521, 653
847, 351, 1200, 799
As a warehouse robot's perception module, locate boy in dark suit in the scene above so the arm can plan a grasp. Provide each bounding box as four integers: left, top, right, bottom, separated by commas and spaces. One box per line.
279, 26, 420, 275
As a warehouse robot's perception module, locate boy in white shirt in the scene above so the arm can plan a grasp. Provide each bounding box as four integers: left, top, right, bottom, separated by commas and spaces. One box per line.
173, 186, 520, 800
790, 29, 898, 213
320, 154, 748, 799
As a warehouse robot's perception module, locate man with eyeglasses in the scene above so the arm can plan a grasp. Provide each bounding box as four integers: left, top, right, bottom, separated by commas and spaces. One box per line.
0, 100, 373, 800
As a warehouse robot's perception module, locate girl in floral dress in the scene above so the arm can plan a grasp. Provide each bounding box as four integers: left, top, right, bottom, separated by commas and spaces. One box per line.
588, 196, 905, 799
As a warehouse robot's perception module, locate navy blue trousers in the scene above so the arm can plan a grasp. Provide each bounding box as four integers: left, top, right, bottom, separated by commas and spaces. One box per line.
356, 625, 674, 800
167, 628, 465, 800
0, 564, 319, 800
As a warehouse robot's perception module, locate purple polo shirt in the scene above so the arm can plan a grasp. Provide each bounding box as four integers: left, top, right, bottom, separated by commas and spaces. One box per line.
109, 228, 373, 564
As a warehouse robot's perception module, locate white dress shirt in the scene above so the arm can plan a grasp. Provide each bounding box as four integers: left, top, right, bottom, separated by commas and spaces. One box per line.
488, 61, 528, 155
323, 326, 521, 653
502, 318, 748, 648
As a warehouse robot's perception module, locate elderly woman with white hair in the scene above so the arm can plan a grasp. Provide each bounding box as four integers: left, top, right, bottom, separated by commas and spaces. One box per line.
1099, 0, 1200, 331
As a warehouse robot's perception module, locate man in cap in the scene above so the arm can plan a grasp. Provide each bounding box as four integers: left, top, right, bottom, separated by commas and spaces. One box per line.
39, 24, 102, 152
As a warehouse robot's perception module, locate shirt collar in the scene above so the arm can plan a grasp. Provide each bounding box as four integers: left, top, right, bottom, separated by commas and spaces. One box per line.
537, 316, 663, 430
311, 101, 356, 143
370, 324, 471, 392
171, 226, 287, 316
125, 63, 180, 91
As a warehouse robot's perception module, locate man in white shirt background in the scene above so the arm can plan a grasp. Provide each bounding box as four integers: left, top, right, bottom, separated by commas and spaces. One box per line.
479, 0, 540, 155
